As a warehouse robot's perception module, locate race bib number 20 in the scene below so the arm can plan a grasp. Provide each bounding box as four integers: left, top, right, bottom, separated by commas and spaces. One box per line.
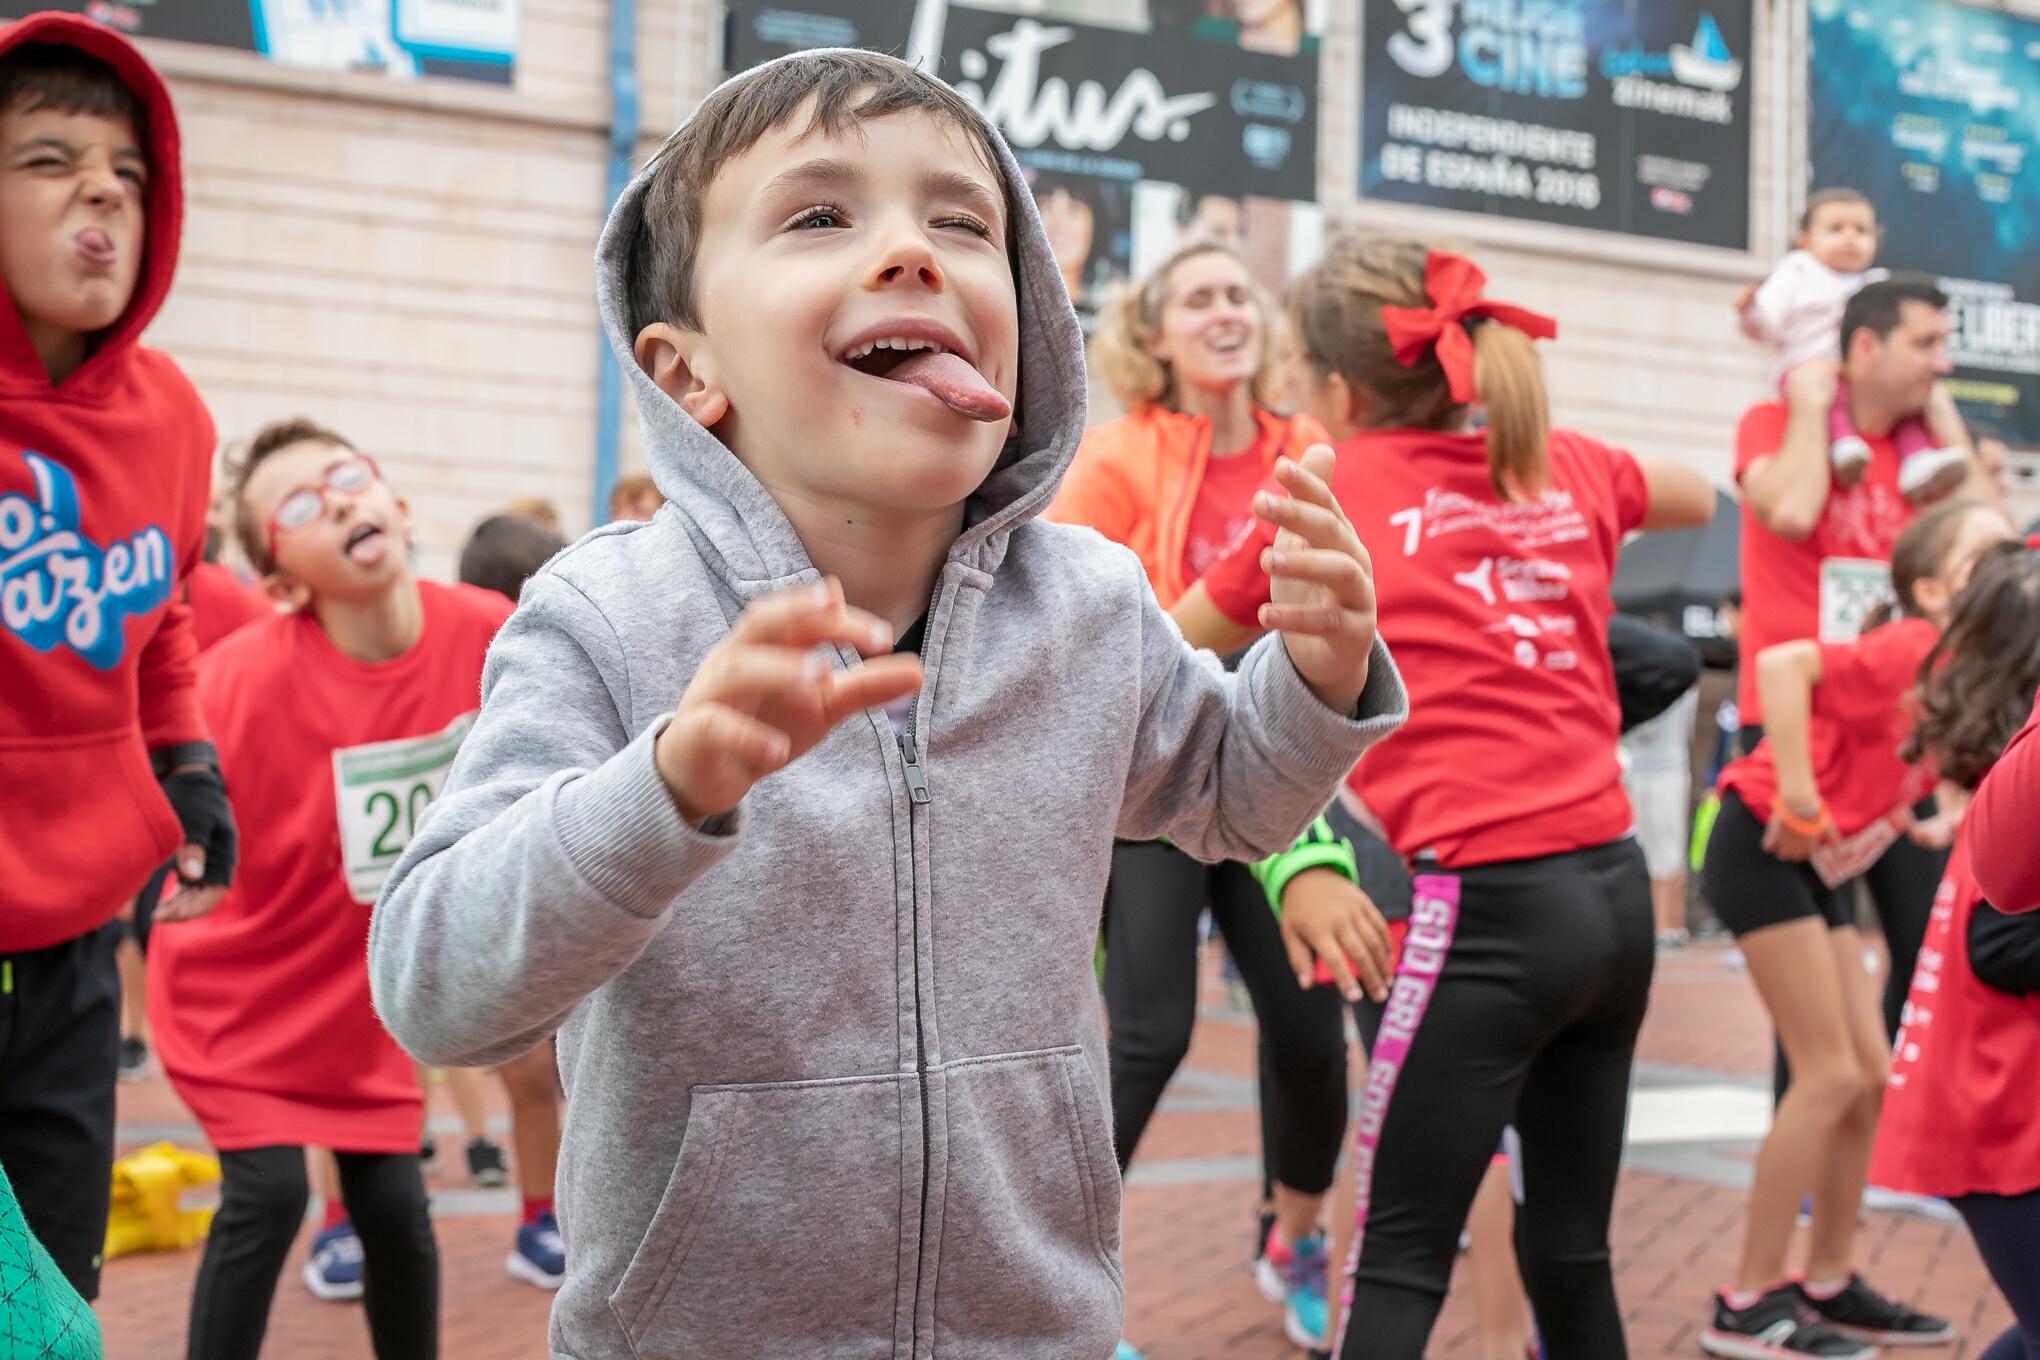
332, 711, 475, 905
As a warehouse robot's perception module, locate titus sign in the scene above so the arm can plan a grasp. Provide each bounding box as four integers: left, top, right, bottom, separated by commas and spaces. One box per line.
726, 0, 1318, 204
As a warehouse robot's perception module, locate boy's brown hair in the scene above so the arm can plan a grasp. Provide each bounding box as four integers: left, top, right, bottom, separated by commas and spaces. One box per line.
607, 472, 659, 519
229, 417, 357, 573
459, 513, 564, 602
624, 50, 1009, 339
0, 41, 143, 139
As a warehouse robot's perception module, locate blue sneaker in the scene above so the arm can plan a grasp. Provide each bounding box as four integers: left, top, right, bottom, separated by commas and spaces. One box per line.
1113, 1343, 1145, 1360
507, 1210, 565, 1291
301, 1219, 364, 1302
1281, 1232, 1331, 1351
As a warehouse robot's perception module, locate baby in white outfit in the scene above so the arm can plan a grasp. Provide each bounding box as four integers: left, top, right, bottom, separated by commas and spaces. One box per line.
1738, 188, 1967, 503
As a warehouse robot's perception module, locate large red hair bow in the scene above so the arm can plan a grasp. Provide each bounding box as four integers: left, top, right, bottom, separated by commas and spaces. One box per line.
1380, 251, 1558, 405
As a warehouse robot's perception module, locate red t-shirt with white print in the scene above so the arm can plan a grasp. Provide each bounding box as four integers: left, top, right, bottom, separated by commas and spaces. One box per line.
1871, 842, 2040, 1199
1181, 432, 1274, 586
1202, 427, 1648, 868
1735, 402, 1912, 725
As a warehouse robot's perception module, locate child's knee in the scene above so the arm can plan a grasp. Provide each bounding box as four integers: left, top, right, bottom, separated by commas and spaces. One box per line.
225, 1160, 309, 1237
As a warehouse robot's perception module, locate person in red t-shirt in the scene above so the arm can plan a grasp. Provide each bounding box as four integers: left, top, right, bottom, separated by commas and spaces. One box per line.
149, 418, 511, 1359
1734, 280, 1991, 731
1696, 498, 2010, 1356
1045, 242, 1351, 1351
1870, 542, 2040, 1360
1735, 279, 2001, 1016
1174, 238, 1714, 1360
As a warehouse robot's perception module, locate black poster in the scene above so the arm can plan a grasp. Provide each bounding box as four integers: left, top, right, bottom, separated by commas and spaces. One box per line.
726, 0, 1323, 323
727, 0, 1318, 205
0, 0, 258, 47
1359, 0, 1753, 250
0, 1, 516, 84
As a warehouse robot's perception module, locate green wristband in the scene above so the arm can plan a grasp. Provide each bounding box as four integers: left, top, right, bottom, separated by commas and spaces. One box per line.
1254, 817, 1358, 916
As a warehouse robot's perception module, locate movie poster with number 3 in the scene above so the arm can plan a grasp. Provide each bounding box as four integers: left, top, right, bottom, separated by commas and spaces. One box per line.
1359, 0, 1753, 250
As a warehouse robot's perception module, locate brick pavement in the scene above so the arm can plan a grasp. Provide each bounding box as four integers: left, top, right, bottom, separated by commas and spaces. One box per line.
93, 946, 2010, 1359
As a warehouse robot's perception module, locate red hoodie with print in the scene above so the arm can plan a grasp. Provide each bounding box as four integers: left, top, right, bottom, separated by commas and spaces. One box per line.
0, 13, 215, 951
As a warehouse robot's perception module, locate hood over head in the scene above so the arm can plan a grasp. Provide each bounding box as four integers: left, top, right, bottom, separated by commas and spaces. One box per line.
0, 11, 184, 398
593, 47, 1089, 583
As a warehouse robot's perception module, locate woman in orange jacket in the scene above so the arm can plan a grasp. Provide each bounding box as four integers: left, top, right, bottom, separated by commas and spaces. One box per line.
1049, 242, 1347, 1352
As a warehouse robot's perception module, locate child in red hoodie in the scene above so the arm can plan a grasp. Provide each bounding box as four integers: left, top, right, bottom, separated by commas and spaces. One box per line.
0, 13, 230, 1301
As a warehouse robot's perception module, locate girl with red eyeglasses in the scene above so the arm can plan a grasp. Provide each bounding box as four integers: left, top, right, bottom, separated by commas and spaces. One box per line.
147, 417, 514, 1360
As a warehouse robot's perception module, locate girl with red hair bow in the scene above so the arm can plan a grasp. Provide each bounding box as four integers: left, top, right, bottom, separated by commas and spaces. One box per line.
1173, 237, 1714, 1360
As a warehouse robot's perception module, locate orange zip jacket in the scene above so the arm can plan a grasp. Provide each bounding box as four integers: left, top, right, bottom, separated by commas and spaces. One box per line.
1047, 403, 1326, 608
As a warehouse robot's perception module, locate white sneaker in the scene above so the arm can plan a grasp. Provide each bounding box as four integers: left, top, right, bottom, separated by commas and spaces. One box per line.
1862, 1185, 1963, 1222
1829, 435, 1872, 486
1897, 446, 1969, 504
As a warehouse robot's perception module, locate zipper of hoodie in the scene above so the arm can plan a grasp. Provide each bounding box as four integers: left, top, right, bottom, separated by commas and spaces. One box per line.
898, 658, 934, 1349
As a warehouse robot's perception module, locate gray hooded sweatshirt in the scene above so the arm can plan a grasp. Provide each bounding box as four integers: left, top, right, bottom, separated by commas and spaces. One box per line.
369, 51, 1406, 1360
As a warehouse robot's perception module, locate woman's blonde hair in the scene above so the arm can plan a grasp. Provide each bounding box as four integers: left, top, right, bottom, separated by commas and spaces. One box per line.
1286, 235, 1549, 500
1090, 242, 1275, 411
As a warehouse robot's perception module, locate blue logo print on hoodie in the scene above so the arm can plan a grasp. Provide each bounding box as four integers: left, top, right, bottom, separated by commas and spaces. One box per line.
0, 452, 173, 670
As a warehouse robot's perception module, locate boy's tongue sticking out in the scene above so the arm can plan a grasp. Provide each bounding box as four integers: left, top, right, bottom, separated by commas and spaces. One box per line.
839, 332, 1011, 423
885, 349, 1009, 423
345, 523, 387, 566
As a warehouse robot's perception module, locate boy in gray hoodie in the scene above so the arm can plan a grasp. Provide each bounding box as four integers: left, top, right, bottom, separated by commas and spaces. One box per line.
369, 48, 1405, 1359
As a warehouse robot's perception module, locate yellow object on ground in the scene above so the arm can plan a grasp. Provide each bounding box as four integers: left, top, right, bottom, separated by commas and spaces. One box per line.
104, 1142, 219, 1261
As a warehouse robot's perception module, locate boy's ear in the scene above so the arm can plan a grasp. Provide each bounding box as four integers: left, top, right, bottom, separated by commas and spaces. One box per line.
634, 323, 729, 428
261, 570, 311, 613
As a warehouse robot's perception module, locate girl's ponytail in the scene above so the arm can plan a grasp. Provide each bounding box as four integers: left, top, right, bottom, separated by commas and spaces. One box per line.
1471, 320, 1550, 500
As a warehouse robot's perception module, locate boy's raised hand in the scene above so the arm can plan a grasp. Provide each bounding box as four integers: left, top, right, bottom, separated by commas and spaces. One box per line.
655, 578, 922, 827
1252, 444, 1378, 714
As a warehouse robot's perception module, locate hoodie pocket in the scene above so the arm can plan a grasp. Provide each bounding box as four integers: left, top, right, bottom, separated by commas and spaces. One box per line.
932, 1047, 1124, 1356
608, 1072, 907, 1357
0, 730, 179, 942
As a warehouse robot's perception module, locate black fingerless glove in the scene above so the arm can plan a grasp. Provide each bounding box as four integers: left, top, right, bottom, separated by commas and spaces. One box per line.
151, 741, 238, 888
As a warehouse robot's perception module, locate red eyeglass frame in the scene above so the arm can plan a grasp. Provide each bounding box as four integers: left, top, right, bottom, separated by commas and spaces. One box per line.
264, 454, 382, 564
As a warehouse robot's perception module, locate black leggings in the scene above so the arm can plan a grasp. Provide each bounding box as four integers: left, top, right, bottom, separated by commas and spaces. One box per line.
1101, 840, 1348, 1195
1952, 1189, 2040, 1360
189, 1145, 439, 1360
1336, 839, 1654, 1360
1863, 826, 1946, 1035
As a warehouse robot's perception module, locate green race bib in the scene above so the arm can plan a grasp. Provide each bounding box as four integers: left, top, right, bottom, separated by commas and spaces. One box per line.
331, 712, 474, 905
